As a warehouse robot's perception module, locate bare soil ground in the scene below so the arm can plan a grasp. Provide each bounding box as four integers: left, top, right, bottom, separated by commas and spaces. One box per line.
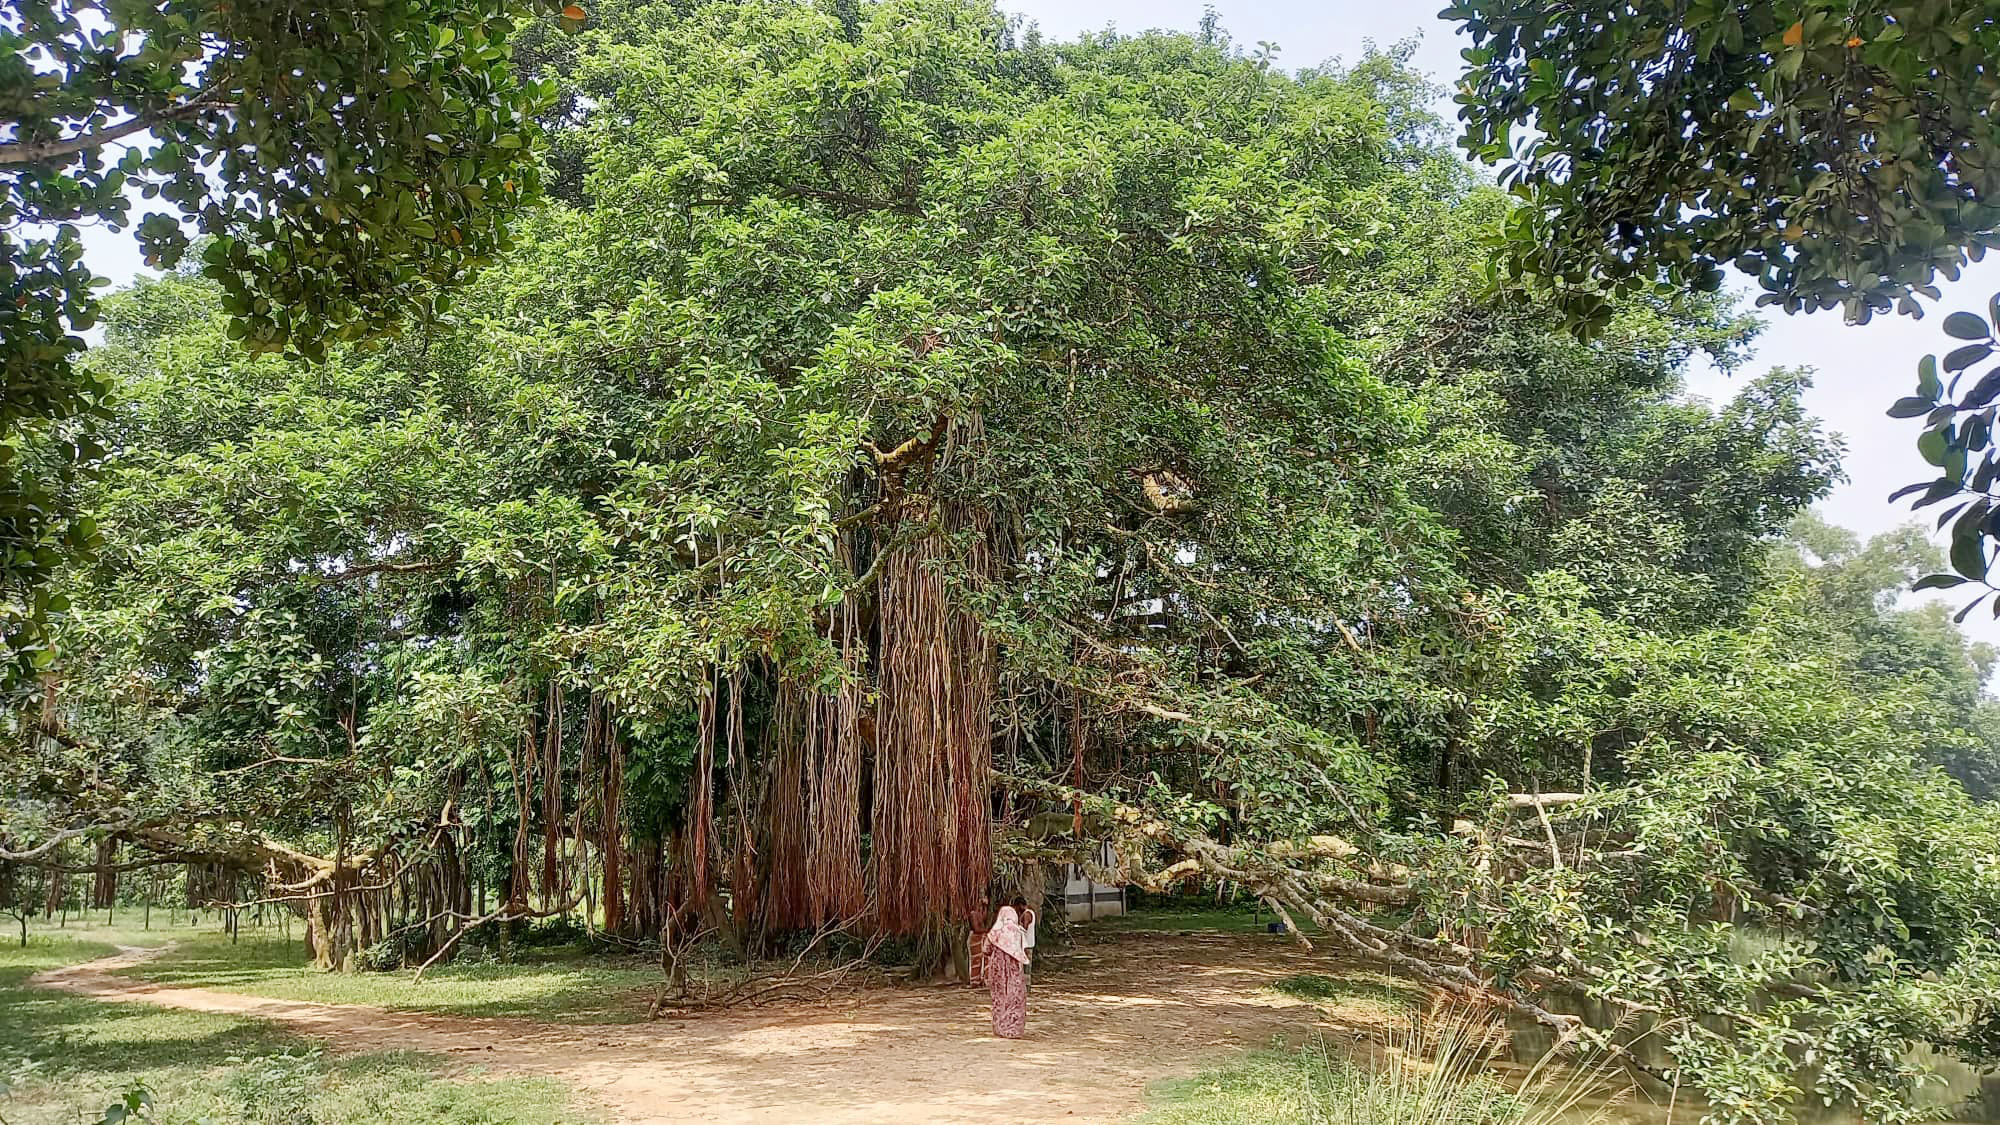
30, 931, 1334, 1124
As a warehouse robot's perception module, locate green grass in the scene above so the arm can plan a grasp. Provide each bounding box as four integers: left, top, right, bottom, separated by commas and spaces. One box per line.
0, 907, 190, 950
116, 931, 663, 1025
1095, 907, 1317, 935
1144, 1041, 1348, 1125
0, 925, 599, 1125
1141, 1038, 1526, 1125
1270, 972, 1418, 1021
1143, 1006, 1630, 1125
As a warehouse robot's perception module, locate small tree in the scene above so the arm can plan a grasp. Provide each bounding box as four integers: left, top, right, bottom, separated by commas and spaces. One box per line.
0, 857, 54, 946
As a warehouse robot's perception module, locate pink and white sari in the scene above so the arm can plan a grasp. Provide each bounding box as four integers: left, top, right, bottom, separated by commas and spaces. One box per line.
983, 906, 1030, 1038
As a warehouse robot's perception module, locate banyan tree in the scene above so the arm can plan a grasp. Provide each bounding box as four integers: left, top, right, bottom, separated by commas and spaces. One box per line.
13, 5, 2000, 1117
538, 0, 1440, 948
7, 0, 1435, 966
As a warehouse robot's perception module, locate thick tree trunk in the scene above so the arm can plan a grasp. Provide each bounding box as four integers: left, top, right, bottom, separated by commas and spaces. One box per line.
91, 838, 117, 909
304, 882, 364, 972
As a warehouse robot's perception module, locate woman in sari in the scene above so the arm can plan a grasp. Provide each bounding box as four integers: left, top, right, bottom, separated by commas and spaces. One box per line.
983, 904, 1031, 1038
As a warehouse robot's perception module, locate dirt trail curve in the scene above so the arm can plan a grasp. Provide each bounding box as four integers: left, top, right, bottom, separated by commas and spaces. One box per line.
30, 933, 1323, 1124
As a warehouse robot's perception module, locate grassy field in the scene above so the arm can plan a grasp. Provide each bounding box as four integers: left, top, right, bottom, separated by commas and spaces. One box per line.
118, 930, 664, 1025
1138, 1039, 1555, 1125
1142, 1042, 1379, 1125
1084, 899, 1290, 932
1136, 956, 1645, 1125
1094, 908, 1277, 933
1267, 971, 1417, 1023
0, 921, 598, 1125
1090, 901, 1325, 936
7, 909, 1650, 1125
86, 900, 1310, 1025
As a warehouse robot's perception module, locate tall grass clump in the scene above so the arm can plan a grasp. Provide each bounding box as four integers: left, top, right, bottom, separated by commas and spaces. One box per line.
1148, 1001, 1629, 1125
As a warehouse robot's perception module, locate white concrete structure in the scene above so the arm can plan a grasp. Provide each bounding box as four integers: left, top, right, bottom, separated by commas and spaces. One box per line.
1057, 839, 1127, 921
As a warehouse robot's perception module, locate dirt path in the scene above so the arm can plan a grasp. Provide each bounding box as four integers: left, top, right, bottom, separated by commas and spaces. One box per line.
29, 932, 1327, 1124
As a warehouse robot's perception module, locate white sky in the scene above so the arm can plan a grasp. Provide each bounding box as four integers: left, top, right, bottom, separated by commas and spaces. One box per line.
74, 0, 2000, 641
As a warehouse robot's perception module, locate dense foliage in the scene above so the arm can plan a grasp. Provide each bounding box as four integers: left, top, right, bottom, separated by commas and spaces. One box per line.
1445, 0, 2000, 611
0, 0, 570, 686
7, 3, 2000, 1120
1447, 0, 2000, 325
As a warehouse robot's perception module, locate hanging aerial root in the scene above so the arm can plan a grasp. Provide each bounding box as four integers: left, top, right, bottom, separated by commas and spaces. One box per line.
763, 677, 813, 930
805, 580, 867, 921
687, 681, 718, 911
871, 499, 995, 935
763, 568, 869, 931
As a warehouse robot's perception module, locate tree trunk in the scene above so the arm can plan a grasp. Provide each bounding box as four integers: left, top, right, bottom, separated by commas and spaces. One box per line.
91, 837, 118, 909
602, 733, 626, 934
304, 885, 362, 971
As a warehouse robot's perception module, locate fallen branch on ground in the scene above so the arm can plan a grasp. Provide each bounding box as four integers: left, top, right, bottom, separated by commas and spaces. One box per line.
648, 912, 883, 1015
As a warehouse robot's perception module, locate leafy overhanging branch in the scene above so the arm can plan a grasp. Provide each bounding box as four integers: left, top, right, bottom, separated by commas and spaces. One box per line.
993, 771, 1591, 1042
0, 82, 234, 167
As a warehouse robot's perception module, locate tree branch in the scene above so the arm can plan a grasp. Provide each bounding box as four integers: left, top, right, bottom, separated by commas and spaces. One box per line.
992, 771, 1598, 1044
0, 819, 131, 862
0, 85, 233, 167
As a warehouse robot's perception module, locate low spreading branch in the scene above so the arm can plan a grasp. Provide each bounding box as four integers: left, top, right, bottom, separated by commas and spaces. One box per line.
1506, 793, 1586, 808
411, 890, 589, 981
993, 771, 1592, 1043
0, 820, 131, 862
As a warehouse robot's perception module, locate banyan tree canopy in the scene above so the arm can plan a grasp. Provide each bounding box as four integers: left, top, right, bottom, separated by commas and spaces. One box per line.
7, 3, 2000, 1120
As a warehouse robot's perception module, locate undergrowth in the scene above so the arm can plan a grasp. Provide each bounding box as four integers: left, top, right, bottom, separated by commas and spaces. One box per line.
1147, 1003, 1628, 1125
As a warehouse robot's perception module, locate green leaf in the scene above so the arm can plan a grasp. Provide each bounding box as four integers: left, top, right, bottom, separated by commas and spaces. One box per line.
1976, 456, 2000, 493
1920, 355, 1942, 399
1966, 414, 1993, 452
1889, 396, 1935, 418
1913, 573, 1969, 591
1945, 343, 1993, 372
1944, 311, 1991, 340
1962, 369, 2000, 409
1918, 428, 1949, 467
1951, 530, 1989, 580
1952, 498, 1992, 542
